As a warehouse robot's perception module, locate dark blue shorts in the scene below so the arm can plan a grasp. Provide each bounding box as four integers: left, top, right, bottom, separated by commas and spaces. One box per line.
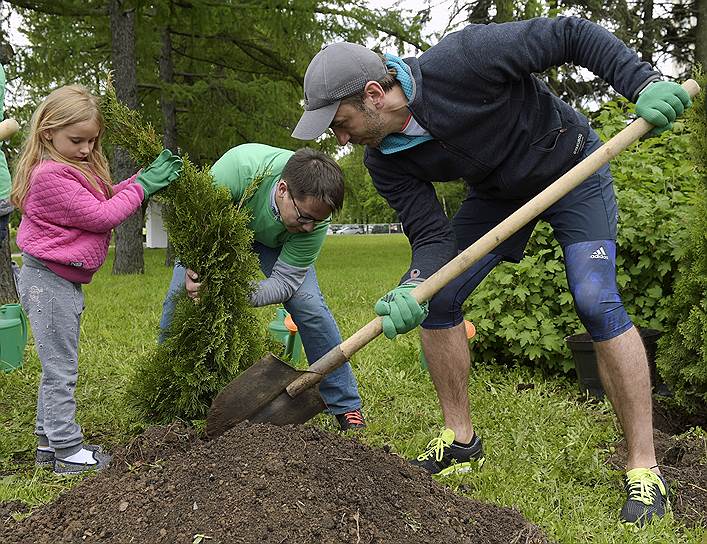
424, 129, 623, 330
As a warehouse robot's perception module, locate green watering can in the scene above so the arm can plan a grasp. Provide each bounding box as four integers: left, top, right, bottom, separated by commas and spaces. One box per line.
267, 307, 303, 364
0, 303, 29, 373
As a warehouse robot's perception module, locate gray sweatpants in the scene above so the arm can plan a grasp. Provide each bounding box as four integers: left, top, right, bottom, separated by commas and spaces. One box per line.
18, 254, 85, 457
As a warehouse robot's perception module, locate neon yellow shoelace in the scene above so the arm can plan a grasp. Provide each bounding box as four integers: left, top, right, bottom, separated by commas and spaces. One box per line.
625, 468, 665, 506
416, 429, 455, 462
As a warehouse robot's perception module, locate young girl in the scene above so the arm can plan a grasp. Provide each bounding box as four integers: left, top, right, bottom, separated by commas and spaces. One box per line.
11, 85, 182, 475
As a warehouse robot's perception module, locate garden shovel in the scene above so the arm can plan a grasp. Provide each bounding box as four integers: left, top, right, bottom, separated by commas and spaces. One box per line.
206, 79, 700, 439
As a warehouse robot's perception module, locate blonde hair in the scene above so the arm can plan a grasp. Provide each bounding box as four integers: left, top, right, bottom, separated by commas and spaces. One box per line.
11, 85, 113, 211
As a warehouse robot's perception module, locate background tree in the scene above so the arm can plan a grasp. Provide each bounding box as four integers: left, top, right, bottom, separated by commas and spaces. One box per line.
696, 0, 707, 70
0, 235, 16, 304
0, 21, 17, 303
109, 0, 143, 274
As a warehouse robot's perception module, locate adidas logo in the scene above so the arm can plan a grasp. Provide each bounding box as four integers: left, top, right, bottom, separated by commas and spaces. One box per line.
590, 246, 609, 260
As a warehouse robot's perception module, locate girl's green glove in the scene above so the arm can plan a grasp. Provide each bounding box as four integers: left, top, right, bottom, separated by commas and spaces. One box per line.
374, 283, 429, 339
136, 149, 183, 199
635, 81, 691, 136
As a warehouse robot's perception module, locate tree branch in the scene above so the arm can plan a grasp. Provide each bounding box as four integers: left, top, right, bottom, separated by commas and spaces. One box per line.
169, 29, 303, 84
167, 0, 429, 50
315, 6, 430, 50
5, 0, 108, 16
170, 46, 291, 81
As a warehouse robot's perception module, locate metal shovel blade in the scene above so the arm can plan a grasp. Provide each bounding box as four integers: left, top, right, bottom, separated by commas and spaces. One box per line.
206, 353, 326, 439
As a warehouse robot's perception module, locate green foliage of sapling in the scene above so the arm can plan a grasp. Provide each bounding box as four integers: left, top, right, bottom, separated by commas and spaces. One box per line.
101, 81, 265, 421
657, 73, 707, 414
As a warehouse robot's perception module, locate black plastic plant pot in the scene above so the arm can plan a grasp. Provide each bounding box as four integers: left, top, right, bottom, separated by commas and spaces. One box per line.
565, 328, 665, 399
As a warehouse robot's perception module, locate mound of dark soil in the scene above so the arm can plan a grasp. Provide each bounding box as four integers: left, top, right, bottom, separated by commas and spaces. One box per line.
609, 429, 707, 527
0, 423, 547, 544
0, 501, 29, 525
652, 400, 707, 436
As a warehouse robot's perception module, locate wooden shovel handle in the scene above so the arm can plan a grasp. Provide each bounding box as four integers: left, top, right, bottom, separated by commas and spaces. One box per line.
287, 78, 701, 397
0, 118, 19, 141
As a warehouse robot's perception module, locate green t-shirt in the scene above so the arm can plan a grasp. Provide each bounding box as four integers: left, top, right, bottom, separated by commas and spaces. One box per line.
210, 143, 329, 268
0, 64, 11, 200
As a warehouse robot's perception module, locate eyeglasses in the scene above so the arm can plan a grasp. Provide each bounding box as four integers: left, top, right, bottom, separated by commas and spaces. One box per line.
287, 189, 323, 225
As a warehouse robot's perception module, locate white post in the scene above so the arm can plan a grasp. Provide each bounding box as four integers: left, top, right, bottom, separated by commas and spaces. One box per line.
145, 200, 168, 248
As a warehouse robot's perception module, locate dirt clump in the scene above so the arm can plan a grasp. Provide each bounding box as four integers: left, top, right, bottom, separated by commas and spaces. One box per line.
0, 422, 547, 544
108, 421, 201, 470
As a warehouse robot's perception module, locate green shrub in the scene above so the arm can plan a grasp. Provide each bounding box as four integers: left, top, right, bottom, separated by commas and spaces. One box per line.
657, 75, 707, 414
465, 99, 699, 373
101, 83, 266, 421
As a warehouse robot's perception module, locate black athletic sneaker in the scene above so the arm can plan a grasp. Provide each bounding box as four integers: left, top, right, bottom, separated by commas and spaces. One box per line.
620, 468, 669, 526
336, 409, 366, 431
411, 428, 484, 476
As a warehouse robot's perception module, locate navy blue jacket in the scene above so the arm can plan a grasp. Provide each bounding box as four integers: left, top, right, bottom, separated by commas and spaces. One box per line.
364, 16, 659, 282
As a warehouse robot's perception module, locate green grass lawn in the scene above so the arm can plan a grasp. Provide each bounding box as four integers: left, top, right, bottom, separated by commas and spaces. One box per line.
1, 235, 705, 543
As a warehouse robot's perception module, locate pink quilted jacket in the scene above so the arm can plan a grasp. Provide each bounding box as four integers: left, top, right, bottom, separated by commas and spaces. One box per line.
17, 160, 144, 283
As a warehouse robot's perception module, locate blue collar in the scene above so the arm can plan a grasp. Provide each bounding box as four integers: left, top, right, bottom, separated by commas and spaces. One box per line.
377, 54, 433, 155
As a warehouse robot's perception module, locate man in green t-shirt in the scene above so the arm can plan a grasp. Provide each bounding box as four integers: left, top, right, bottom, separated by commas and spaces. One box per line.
159, 143, 365, 430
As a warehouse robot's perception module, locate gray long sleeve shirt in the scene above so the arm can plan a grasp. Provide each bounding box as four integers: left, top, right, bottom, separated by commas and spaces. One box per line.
249, 258, 307, 307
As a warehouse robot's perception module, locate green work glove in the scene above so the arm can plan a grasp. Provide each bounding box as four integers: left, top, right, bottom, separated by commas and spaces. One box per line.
635, 81, 691, 136
136, 149, 183, 199
374, 283, 429, 339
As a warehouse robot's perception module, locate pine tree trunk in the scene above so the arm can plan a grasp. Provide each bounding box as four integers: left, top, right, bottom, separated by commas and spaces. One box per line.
160, 21, 177, 268
165, 234, 175, 267
109, 0, 144, 275
696, 0, 707, 71
467, 0, 492, 24
639, 0, 655, 64
0, 230, 17, 304
160, 25, 177, 152
494, 0, 513, 22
